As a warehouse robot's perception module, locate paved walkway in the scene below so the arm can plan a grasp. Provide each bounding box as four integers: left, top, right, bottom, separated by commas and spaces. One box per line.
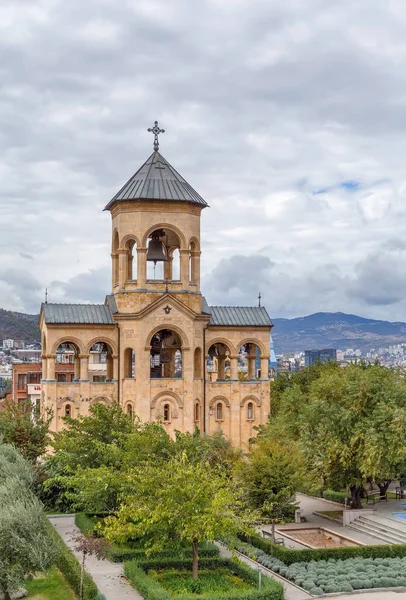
49, 516, 143, 600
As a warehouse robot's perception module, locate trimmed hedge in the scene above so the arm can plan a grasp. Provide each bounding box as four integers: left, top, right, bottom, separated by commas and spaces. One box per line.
48, 522, 99, 600
106, 542, 220, 563
124, 557, 283, 600
239, 532, 406, 565
75, 512, 101, 535
322, 489, 350, 504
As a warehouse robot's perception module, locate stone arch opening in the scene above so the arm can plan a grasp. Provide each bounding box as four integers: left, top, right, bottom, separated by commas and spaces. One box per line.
238, 342, 262, 380
194, 400, 200, 423
89, 341, 114, 382
163, 403, 171, 422
189, 238, 199, 284
56, 341, 81, 380
194, 347, 202, 378
207, 341, 232, 381
150, 329, 182, 379
124, 347, 135, 378
125, 238, 137, 281
145, 227, 182, 281
112, 229, 119, 286
126, 403, 133, 415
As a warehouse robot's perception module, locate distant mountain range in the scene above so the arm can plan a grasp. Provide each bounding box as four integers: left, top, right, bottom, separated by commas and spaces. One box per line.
0, 309, 40, 344
1, 307, 406, 355
272, 312, 406, 353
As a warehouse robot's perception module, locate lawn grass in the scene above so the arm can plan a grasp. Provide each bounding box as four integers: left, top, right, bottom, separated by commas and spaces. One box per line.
25, 567, 75, 600
318, 510, 344, 520
149, 567, 253, 596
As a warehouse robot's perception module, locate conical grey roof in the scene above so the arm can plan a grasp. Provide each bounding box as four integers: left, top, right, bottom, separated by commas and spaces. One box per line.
104, 151, 208, 210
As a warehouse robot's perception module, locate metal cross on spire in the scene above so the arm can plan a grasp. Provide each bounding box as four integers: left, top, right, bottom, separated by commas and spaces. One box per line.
147, 120, 165, 151
258, 292, 262, 307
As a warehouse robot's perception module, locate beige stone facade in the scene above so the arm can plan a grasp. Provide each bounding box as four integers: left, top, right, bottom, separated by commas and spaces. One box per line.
39, 140, 272, 448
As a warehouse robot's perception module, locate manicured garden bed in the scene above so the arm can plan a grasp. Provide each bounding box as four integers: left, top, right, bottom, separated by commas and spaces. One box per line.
124, 557, 283, 599
238, 542, 406, 595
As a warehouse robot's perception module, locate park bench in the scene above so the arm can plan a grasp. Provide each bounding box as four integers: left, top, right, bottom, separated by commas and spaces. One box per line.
366, 490, 387, 504
396, 487, 405, 499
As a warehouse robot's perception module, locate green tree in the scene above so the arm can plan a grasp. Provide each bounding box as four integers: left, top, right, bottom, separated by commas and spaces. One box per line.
0, 399, 52, 462
272, 362, 406, 508
237, 437, 305, 512
0, 441, 56, 599
103, 453, 256, 579
173, 428, 242, 473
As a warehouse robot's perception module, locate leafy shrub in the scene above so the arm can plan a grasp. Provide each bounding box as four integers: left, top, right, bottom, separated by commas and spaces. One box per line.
48, 522, 99, 600
322, 489, 350, 504
75, 512, 101, 535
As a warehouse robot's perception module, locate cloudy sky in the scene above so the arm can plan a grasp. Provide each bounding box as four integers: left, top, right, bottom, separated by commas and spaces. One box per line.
2, 0, 406, 320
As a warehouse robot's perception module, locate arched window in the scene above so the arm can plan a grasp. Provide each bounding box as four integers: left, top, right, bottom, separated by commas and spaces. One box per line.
238, 343, 262, 380
194, 402, 200, 423
216, 402, 223, 421
112, 230, 119, 286
163, 403, 170, 422
171, 248, 180, 280
89, 342, 114, 382
247, 402, 254, 420
207, 342, 231, 381
124, 348, 135, 378
64, 404, 71, 417
146, 228, 180, 281
189, 240, 197, 283
194, 347, 202, 378
126, 239, 137, 281
126, 403, 133, 415
150, 330, 182, 379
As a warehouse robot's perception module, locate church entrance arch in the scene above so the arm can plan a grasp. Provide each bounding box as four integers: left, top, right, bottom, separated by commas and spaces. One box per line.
149, 329, 182, 379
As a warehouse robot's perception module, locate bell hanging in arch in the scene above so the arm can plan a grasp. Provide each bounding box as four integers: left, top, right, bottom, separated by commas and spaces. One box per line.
147, 234, 168, 264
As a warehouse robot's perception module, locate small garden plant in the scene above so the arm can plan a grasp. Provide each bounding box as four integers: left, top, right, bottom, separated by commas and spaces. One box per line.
237, 542, 406, 595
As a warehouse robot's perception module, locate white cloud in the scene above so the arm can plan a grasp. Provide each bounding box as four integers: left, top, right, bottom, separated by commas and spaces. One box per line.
2, 0, 406, 321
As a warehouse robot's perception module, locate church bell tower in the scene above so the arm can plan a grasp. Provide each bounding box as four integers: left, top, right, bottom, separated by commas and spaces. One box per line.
104, 121, 208, 316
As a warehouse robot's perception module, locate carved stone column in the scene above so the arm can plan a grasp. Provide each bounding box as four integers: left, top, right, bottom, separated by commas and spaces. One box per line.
74, 356, 80, 381
217, 355, 226, 379
112, 354, 118, 381
180, 249, 190, 288
247, 355, 256, 380
118, 249, 127, 288
111, 252, 118, 288
261, 357, 270, 380
47, 355, 56, 380
230, 355, 239, 380
137, 247, 147, 286
190, 251, 201, 287
79, 354, 89, 381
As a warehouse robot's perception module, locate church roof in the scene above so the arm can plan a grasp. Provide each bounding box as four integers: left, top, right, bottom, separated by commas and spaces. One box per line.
42, 303, 114, 325
202, 299, 273, 327
104, 151, 208, 210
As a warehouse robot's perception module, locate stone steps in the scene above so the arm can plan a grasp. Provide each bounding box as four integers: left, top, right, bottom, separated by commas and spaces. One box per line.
349, 515, 406, 545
